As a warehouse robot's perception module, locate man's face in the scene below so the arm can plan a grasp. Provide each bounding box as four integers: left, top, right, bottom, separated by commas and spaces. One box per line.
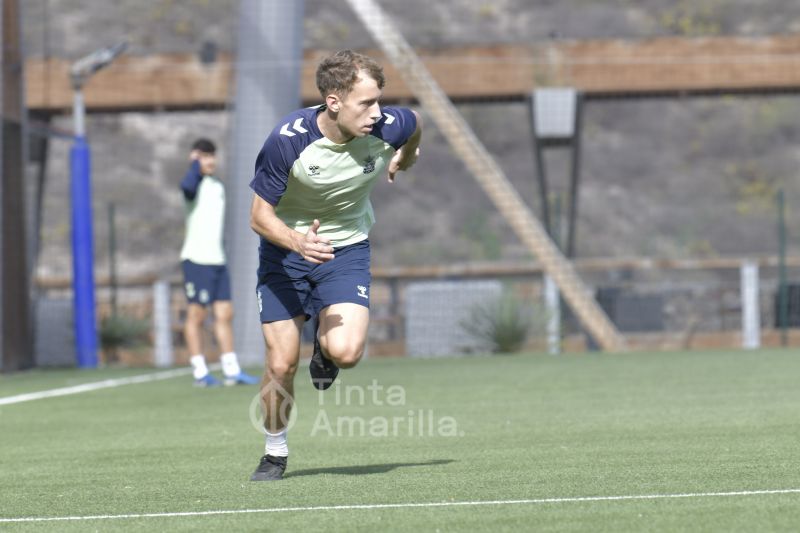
198, 152, 217, 176
333, 71, 383, 139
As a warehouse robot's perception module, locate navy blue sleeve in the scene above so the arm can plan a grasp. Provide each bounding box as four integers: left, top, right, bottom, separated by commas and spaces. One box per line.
249, 130, 296, 206
375, 107, 417, 150
180, 160, 203, 201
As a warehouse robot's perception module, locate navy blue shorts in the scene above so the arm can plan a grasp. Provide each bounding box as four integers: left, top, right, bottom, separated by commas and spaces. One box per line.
256, 239, 371, 323
181, 260, 231, 305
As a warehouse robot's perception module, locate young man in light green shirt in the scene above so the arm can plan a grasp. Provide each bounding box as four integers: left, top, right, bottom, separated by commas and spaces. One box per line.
248, 50, 423, 480
180, 138, 257, 387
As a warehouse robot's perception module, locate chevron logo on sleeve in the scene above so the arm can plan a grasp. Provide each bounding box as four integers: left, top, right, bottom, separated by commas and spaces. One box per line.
279, 118, 309, 137
382, 113, 395, 124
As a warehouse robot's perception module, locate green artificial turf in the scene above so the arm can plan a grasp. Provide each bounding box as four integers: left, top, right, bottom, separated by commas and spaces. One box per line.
1, 349, 799, 531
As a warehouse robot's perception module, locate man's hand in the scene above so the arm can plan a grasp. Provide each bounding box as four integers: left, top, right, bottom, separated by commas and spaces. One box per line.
189, 149, 201, 161
387, 146, 420, 183
295, 219, 334, 264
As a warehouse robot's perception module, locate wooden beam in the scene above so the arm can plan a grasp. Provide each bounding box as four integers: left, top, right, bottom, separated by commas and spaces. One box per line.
25, 52, 235, 112
24, 34, 800, 114
558, 36, 800, 95
34, 255, 800, 290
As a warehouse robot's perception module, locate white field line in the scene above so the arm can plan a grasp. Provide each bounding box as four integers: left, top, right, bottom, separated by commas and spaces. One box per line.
0, 365, 221, 406
2, 488, 800, 523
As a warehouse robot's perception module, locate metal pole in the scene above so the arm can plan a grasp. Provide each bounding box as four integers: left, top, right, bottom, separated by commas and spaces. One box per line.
529, 95, 551, 236
777, 189, 788, 347
108, 202, 117, 317
152, 279, 173, 368
740, 260, 760, 350
70, 86, 97, 367
73, 90, 85, 137
66, 44, 125, 369
544, 275, 560, 355
227, 0, 305, 366
552, 194, 562, 249
565, 93, 583, 259
389, 278, 399, 341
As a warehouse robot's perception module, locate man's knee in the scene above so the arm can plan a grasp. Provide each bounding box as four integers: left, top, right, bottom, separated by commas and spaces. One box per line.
267, 357, 298, 380
323, 338, 364, 369
185, 305, 207, 326
213, 302, 233, 323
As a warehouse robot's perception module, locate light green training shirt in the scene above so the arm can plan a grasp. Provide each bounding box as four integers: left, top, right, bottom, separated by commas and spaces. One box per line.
250, 105, 418, 248
180, 175, 226, 265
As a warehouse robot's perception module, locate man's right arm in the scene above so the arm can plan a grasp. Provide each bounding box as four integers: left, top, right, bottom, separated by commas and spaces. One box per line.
180, 160, 203, 201
249, 194, 334, 264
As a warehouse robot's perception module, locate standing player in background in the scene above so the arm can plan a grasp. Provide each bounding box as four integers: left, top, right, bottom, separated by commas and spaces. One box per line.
248, 50, 423, 480
180, 138, 258, 387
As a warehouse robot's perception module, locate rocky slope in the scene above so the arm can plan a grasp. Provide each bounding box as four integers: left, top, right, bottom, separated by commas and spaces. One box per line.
23, 0, 800, 279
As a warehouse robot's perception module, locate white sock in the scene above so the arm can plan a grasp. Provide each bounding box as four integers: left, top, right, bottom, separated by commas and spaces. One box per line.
265, 429, 289, 457
221, 352, 241, 377
190, 354, 208, 380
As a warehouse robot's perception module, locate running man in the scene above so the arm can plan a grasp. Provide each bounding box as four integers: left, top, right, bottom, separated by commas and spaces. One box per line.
180, 138, 258, 387
248, 50, 422, 480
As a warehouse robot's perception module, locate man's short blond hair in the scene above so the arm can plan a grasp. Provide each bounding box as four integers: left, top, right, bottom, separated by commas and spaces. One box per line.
316, 49, 385, 99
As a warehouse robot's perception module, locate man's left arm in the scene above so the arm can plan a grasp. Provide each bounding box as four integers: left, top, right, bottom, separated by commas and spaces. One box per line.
388, 110, 422, 183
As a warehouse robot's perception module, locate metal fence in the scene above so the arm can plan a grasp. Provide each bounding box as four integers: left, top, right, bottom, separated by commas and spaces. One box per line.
32, 256, 800, 366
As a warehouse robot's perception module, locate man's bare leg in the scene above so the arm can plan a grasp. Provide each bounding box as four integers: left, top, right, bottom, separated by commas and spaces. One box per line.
185, 303, 218, 384
319, 303, 369, 369
251, 315, 304, 481
211, 301, 257, 384
212, 301, 235, 353
309, 302, 369, 390
184, 303, 207, 358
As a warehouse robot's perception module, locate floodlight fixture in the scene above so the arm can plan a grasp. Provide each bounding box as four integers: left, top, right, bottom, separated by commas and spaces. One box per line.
529, 87, 584, 258
70, 41, 127, 90
532, 87, 578, 140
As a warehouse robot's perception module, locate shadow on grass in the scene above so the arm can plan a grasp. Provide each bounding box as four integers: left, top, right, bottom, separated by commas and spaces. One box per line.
285, 459, 455, 478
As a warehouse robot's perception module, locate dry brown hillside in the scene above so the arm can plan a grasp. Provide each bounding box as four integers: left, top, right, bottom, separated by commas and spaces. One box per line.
23, 0, 800, 279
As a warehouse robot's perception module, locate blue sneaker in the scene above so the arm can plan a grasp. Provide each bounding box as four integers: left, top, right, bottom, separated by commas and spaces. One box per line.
224, 372, 260, 386
194, 374, 222, 387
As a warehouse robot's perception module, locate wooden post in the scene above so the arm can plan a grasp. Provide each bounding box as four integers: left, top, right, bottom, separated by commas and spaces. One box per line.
1, 0, 34, 371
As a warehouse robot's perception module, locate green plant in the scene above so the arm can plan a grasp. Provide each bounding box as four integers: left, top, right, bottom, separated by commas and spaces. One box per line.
99, 314, 150, 362
460, 291, 537, 354
657, 0, 722, 36
463, 212, 501, 260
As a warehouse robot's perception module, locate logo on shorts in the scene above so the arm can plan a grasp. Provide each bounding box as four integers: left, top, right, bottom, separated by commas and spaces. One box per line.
199, 289, 210, 304
357, 285, 369, 299
308, 164, 321, 176
185, 282, 196, 299
362, 155, 375, 174
257, 288, 263, 313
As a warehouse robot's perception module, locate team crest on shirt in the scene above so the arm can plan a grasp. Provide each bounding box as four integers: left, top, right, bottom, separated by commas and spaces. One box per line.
362, 155, 375, 174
